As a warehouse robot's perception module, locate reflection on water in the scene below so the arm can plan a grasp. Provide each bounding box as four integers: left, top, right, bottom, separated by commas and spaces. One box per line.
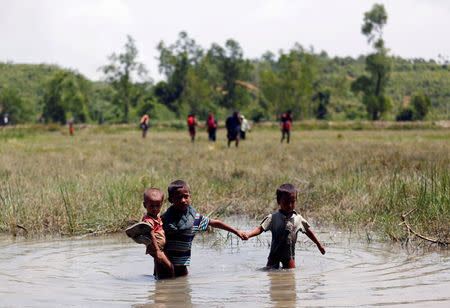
145, 277, 193, 308
268, 270, 296, 307
0, 225, 449, 307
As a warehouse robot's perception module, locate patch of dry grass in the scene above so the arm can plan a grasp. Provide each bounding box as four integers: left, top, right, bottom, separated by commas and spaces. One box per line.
0, 126, 448, 243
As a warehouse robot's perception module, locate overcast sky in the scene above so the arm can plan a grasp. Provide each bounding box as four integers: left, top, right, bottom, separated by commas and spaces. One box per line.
1, 0, 449, 82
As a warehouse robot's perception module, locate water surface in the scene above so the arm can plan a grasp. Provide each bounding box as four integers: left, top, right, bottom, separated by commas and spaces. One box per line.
0, 226, 448, 307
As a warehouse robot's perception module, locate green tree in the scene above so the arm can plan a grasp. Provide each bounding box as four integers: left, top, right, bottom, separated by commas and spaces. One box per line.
411, 92, 432, 120
100, 35, 147, 123
259, 45, 318, 120
260, 69, 282, 117
351, 4, 391, 120
0, 87, 29, 124
42, 71, 90, 124
207, 40, 252, 110
155, 31, 203, 116
181, 66, 216, 119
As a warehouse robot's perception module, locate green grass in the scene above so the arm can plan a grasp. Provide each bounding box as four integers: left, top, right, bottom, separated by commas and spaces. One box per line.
0, 125, 448, 244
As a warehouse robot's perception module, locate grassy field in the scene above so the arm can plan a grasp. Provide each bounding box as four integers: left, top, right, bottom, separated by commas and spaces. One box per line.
0, 125, 448, 245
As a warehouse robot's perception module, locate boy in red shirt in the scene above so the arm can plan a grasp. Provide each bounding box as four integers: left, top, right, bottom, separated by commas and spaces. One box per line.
187, 113, 197, 142
206, 112, 217, 142
280, 110, 293, 143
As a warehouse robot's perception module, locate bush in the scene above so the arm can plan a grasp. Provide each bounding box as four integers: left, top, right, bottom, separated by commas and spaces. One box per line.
411, 92, 431, 120
396, 107, 414, 121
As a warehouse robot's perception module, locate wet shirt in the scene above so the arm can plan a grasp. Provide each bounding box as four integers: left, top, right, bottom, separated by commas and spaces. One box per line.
260, 210, 310, 259
161, 211, 210, 266
142, 214, 165, 250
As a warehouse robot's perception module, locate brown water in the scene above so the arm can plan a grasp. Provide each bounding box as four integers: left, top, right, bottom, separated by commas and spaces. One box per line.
0, 224, 449, 307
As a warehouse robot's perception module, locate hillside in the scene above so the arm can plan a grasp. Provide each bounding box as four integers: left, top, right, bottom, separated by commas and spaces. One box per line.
0, 62, 63, 118
1, 56, 449, 123
315, 56, 450, 120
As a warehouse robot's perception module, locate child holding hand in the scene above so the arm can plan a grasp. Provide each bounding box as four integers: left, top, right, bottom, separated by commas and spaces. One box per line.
244, 183, 325, 269
161, 180, 246, 277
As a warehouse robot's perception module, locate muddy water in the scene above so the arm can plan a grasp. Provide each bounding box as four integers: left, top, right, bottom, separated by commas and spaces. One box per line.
0, 224, 449, 307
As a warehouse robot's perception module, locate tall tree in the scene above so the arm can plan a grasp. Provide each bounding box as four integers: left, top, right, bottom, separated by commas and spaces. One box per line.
155, 31, 203, 115
351, 4, 391, 120
259, 45, 318, 120
100, 35, 147, 123
207, 40, 252, 110
411, 92, 431, 120
42, 71, 90, 124
0, 87, 29, 124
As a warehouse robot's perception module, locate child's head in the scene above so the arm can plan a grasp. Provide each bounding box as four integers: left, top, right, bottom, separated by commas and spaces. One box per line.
168, 180, 191, 211
143, 188, 164, 217
276, 184, 297, 214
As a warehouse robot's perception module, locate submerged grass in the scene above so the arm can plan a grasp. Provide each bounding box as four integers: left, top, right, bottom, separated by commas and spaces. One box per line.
0, 126, 448, 244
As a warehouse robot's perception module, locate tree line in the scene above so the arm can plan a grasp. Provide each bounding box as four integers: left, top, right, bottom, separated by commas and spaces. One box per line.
0, 4, 448, 125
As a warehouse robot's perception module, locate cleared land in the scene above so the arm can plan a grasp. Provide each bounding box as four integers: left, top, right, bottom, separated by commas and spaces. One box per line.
0, 125, 448, 245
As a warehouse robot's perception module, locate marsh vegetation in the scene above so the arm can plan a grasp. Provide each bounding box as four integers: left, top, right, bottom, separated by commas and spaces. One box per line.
0, 125, 448, 245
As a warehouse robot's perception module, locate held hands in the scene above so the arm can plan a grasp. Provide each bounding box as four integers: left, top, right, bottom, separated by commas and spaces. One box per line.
235, 230, 248, 240
236, 230, 248, 240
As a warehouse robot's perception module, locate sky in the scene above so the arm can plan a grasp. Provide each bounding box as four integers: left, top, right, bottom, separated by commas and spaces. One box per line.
1, 0, 449, 82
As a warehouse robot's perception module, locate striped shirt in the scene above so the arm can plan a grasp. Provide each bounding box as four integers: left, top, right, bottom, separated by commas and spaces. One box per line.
162, 212, 210, 266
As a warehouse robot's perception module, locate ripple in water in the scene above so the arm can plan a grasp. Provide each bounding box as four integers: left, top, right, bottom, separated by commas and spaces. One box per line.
0, 229, 448, 307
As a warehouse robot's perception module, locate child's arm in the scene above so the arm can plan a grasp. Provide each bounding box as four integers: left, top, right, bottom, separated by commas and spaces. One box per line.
145, 229, 162, 257
244, 226, 263, 240
209, 219, 246, 240
305, 228, 326, 255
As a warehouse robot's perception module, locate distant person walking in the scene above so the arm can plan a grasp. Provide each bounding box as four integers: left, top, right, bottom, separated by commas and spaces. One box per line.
226, 110, 241, 148
239, 115, 251, 140
69, 117, 75, 136
206, 112, 217, 142
280, 110, 293, 143
3, 113, 9, 125
140, 114, 150, 138
187, 113, 197, 142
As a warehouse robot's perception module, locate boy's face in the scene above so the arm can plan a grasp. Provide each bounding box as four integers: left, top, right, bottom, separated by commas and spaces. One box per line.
143, 195, 163, 217
279, 192, 297, 214
171, 187, 191, 211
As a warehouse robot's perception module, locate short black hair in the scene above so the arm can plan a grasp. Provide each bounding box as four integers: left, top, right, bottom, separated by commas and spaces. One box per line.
168, 180, 190, 200
276, 183, 297, 203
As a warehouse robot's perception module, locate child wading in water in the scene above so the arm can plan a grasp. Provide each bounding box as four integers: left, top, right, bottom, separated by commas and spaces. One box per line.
126, 188, 175, 278
160, 180, 246, 277
244, 183, 325, 269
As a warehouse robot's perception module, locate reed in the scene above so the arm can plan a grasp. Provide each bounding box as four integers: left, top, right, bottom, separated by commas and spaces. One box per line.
0, 126, 448, 243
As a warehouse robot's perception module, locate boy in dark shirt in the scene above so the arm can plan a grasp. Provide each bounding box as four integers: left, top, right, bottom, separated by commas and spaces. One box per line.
244, 183, 325, 269
160, 180, 246, 277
